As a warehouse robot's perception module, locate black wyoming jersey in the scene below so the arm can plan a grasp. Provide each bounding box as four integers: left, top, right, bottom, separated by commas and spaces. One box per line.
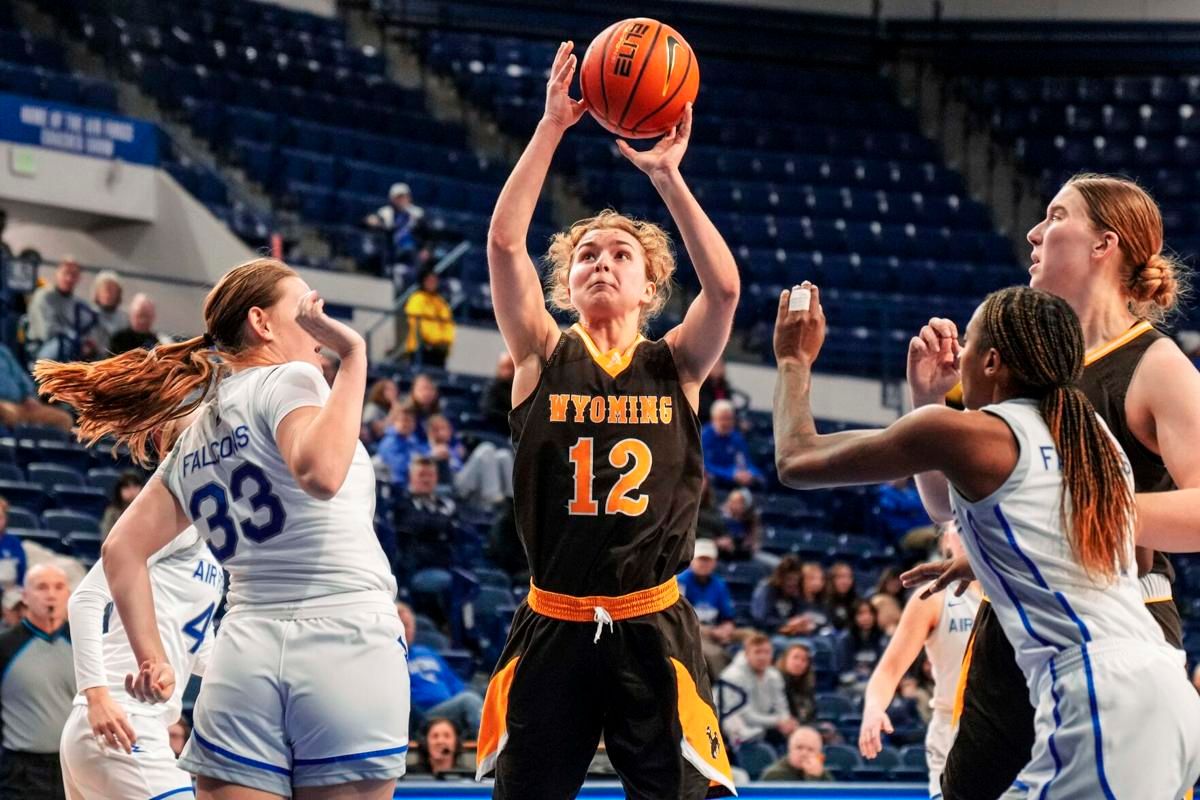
510, 324, 703, 597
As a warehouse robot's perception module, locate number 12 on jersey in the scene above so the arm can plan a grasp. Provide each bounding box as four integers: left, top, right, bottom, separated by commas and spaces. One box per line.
567, 437, 652, 517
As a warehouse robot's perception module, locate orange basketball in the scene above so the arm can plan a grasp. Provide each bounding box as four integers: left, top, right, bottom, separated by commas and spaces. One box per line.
579, 18, 699, 139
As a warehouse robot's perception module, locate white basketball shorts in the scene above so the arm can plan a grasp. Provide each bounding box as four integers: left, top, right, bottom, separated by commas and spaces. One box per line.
1002, 639, 1200, 800
61, 704, 193, 800
178, 595, 410, 796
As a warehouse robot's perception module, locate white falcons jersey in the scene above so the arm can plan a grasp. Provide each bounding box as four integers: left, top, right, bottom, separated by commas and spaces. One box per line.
924, 584, 980, 713
69, 528, 223, 721
158, 362, 396, 608
950, 399, 1168, 699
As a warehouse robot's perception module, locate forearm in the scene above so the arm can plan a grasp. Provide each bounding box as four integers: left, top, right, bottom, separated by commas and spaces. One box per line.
1136, 489, 1200, 552
908, 390, 954, 521
68, 577, 112, 692
862, 665, 903, 716
293, 350, 367, 497
103, 548, 167, 666
488, 120, 563, 252
651, 170, 738, 301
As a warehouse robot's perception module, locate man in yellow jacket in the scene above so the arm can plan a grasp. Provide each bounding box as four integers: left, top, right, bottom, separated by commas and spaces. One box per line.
404, 269, 455, 367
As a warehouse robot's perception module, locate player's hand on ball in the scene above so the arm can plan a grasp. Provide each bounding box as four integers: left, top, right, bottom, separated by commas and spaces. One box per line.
907, 317, 961, 405
125, 659, 175, 705
86, 688, 137, 753
773, 282, 825, 367
901, 555, 975, 599
543, 41, 587, 130
616, 102, 692, 178
296, 289, 365, 359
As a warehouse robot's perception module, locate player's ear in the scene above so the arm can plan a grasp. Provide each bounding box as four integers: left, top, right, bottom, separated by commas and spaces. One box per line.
982, 347, 1002, 377
245, 306, 273, 343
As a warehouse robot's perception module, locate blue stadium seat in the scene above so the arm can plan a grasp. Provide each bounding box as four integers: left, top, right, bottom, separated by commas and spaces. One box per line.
64, 531, 103, 562
822, 744, 862, 779
12, 527, 61, 551
42, 509, 101, 536
0, 481, 46, 511
735, 740, 777, 781
52, 486, 108, 518
0, 464, 23, 483
27, 463, 85, 492
6, 506, 39, 530
87, 468, 124, 495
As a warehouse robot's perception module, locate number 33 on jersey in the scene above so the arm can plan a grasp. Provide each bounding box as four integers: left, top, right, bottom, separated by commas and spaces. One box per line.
510, 325, 703, 597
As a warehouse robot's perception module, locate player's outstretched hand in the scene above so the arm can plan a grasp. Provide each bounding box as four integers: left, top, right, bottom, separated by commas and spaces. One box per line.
859, 706, 894, 760
86, 688, 137, 753
901, 555, 975, 600
296, 289, 365, 360
125, 659, 175, 705
617, 101, 692, 178
907, 317, 961, 406
773, 282, 825, 367
543, 41, 587, 130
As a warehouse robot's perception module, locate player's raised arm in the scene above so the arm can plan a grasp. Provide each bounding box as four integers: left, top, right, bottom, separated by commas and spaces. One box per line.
771, 284, 1015, 496
906, 317, 964, 523
622, 103, 740, 390
488, 42, 586, 367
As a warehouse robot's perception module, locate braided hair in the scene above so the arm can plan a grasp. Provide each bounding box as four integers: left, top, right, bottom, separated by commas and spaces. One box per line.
976, 286, 1134, 582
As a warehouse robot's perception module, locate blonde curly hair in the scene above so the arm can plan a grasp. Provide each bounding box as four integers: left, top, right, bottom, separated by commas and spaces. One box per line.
544, 210, 676, 327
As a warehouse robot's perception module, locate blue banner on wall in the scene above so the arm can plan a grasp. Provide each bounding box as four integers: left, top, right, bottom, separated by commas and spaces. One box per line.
0, 92, 158, 166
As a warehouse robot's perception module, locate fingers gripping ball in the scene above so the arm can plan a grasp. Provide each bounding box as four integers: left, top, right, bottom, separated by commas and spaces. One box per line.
579, 18, 699, 138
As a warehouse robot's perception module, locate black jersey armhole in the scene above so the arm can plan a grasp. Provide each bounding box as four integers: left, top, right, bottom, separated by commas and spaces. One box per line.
508, 331, 569, 437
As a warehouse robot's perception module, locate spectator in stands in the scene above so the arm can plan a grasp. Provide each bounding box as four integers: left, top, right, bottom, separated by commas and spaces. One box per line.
28, 257, 84, 360
454, 439, 514, 509
0, 590, 22, 631
719, 633, 796, 751
407, 373, 443, 433
824, 561, 859, 630
99, 471, 144, 541
403, 269, 455, 368
319, 349, 340, 387
717, 487, 762, 561
479, 352, 515, 433
85, 270, 127, 357
702, 399, 763, 489
751, 556, 819, 636
426, 414, 465, 485
168, 719, 189, 758
395, 456, 457, 573
873, 567, 906, 603
699, 355, 734, 423
375, 401, 428, 485
869, 592, 902, 637
760, 726, 833, 781
0, 497, 27, 591
414, 719, 465, 777
0, 563, 73, 799
367, 182, 425, 269
695, 477, 730, 543
843, 599, 886, 668
798, 562, 832, 629
872, 477, 931, 544
677, 539, 737, 679
362, 378, 400, 445
108, 293, 164, 354
777, 643, 817, 724
0, 342, 73, 432
397, 602, 484, 736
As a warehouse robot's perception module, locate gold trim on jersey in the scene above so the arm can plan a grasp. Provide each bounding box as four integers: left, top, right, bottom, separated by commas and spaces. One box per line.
1083, 320, 1153, 366
571, 323, 647, 379
942, 321, 1155, 407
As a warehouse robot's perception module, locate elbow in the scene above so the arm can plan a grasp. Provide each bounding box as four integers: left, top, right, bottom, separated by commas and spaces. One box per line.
486, 228, 523, 258
296, 469, 342, 502
775, 453, 820, 491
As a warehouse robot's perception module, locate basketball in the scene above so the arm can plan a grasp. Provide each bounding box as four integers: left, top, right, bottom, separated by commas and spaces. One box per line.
579, 18, 700, 139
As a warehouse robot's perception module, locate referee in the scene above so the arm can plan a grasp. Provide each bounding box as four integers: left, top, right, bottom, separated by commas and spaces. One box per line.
0, 563, 73, 800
